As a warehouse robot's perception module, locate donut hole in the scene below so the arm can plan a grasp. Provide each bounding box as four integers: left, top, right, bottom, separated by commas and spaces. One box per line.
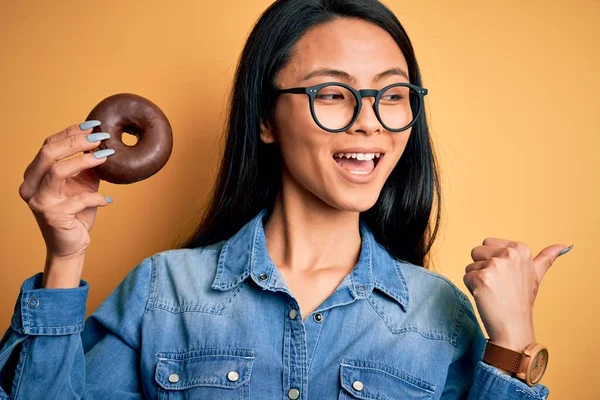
121, 124, 142, 147
121, 131, 139, 146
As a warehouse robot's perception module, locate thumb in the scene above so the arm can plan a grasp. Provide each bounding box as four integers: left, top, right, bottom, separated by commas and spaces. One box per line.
533, 244, 573, 281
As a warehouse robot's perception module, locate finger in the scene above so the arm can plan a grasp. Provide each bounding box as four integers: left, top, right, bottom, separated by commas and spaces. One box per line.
533, 244, 570, 281
482, 237, 512, 247
21, 123, 84, 182
483, 237, 531, 260
43, 120, 101, 146
20, 126, 109, 201
463, 270, 486, 297
465, 260, 487, 273
58, 191, 113, 215
471, 245, 508, 262
22, 122, 99, 183
39, 151, 111, 195
24, 122, 99, 180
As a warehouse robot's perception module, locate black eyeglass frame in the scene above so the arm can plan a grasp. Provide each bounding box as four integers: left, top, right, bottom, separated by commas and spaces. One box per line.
275, 82, 428, 133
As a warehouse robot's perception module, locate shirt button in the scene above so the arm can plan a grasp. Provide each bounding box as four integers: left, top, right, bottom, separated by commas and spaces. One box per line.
313, 313, 323, 323
357, 285, 366, 292
227, 370, 239, 382
257, 273, 269, 281
27, 298, 39, 309
289, 309, 298, 320
288, 388, 301, 399
352, 380, 364, 391
168, 373, 180, 383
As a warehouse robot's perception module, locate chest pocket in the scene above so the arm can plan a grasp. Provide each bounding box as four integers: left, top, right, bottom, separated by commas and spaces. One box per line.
155, 349, 255, 400
338, 359, 435, 400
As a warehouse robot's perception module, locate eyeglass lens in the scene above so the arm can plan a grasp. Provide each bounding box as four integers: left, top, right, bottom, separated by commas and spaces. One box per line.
313, 84, 418, 131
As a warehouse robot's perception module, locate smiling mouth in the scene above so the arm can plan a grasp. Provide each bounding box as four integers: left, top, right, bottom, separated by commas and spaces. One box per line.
332, 152, 383, 175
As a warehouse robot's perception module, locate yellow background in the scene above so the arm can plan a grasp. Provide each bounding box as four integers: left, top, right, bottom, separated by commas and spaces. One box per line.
1, 1, 598, 397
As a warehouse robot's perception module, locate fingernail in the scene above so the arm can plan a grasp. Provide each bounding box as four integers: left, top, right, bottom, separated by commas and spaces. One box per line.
79, 120, 101, 131
105, 195, 113, 204
92, 149, 115, 159
558, 244, 574, 257
86, 132, 111, 143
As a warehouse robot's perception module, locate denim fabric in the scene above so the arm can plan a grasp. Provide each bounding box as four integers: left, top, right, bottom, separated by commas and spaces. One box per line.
0, 208, 550, 399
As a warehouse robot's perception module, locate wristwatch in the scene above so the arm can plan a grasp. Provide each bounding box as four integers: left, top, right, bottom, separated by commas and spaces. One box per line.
483, 340, 549, 387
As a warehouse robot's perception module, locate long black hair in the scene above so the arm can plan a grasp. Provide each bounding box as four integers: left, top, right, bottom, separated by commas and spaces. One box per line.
174, 0, 442, 268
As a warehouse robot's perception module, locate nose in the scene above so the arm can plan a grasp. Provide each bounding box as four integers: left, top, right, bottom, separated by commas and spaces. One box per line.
350, 96, 382, 135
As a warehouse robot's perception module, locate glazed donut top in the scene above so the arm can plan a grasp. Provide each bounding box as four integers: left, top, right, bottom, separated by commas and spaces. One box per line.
86, 93, 173, 184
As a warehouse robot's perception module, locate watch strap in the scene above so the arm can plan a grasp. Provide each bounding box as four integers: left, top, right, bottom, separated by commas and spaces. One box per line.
483, 340, 523, 373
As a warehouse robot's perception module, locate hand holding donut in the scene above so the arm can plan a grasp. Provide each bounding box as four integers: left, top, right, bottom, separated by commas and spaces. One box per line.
463, 238, 573, 352
19, 94, 172, 288
18, 121, 115, 278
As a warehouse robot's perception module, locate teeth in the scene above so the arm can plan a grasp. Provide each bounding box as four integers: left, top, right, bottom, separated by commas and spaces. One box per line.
334, 152, 382, 160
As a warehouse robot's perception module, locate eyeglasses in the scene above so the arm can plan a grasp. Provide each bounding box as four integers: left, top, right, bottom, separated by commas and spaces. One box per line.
275, 82, 428, 133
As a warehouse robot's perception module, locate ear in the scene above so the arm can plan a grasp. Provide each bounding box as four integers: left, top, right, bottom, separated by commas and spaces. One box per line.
260, 120, 276, 144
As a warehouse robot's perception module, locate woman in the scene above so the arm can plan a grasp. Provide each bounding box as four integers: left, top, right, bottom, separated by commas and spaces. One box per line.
1, 0, 568, 398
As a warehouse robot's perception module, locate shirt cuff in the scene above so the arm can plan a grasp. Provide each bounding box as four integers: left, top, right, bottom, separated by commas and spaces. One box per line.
10, 273, 89, 336
471, 360, 549, 399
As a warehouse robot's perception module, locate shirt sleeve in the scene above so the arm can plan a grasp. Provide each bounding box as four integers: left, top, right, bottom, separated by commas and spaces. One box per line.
0, 256, 153, 400
441, 292, 550, 400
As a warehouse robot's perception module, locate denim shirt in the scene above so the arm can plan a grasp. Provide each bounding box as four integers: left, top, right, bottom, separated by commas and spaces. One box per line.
0, 209, 550, 399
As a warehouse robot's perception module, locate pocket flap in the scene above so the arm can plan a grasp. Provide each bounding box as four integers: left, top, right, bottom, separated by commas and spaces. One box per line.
155, 349, 255, 391
340, 359, 435, 399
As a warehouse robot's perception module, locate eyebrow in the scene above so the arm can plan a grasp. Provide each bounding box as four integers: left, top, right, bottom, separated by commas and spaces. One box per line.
301, 67, 409, 83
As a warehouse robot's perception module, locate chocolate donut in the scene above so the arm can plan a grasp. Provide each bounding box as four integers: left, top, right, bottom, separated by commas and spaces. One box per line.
85, 93, 173, 184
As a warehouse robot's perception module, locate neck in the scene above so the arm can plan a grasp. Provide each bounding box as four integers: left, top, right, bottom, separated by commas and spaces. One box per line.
263, 177, 361, 273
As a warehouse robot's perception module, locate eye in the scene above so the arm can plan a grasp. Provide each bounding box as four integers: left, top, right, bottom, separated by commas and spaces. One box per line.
381, 90, 405, 101
380, 86, 410, 104
382, 94, 404, 101
315, 85, 354, 104
316, 92, 346, 101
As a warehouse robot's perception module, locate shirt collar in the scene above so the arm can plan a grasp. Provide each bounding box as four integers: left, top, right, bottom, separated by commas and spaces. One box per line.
211, 208, 410, 311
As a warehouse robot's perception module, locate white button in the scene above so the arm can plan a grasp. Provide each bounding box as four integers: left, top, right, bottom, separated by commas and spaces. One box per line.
288, 388, 300, 399
168, 373, 180, 383
289, 309, 298, 320
227, 370, 239, 382
352, 380, 364, 391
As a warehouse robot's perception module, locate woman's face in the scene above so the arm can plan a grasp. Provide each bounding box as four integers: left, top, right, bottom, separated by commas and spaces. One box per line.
262, 18, 413, 212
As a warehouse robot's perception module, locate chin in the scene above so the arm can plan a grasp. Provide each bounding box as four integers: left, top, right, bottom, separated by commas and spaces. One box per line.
325, 192, 381, 213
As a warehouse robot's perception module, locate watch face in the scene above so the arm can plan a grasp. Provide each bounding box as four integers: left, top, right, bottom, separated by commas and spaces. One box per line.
528, 348, 549, 384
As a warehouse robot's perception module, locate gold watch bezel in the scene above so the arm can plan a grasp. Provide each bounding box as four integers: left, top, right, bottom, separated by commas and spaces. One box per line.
516, 343, 549, 386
